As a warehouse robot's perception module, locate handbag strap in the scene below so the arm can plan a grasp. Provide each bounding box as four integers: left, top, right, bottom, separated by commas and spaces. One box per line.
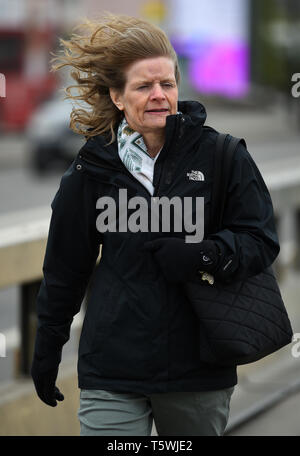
210, 133, 245, 233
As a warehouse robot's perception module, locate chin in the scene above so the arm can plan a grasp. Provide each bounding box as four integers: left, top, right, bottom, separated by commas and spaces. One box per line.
147, 118, 167, 128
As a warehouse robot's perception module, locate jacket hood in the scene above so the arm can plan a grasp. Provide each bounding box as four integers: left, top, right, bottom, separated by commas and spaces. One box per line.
78, 100, 207, 169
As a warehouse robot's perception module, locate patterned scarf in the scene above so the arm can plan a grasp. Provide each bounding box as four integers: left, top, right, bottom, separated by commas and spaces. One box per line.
117, 117, 161, 195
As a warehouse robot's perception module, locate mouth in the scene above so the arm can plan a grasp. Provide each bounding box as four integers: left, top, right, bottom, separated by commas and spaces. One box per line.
145, 108, 169, 114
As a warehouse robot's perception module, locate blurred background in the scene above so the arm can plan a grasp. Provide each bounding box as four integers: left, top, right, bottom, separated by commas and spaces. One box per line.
0, 0, 300, 436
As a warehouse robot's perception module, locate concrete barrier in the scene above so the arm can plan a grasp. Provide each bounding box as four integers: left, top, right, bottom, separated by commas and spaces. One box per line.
0, 357, 80, 436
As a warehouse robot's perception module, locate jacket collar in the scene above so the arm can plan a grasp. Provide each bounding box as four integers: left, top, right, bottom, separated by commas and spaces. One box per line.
178, 100, 207, 128
78, 100, 207, 170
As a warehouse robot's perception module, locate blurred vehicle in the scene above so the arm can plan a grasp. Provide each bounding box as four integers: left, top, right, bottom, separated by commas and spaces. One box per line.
26, 95, 85, 173
0, 28, 58, 132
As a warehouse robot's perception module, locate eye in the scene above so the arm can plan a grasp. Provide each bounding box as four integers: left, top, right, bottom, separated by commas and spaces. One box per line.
137, 85, 149, 90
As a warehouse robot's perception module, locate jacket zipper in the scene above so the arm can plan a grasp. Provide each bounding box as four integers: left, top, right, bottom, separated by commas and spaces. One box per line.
153, 114, 180, 197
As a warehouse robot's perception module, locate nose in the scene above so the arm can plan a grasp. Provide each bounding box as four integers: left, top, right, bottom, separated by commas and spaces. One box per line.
149, 83, 166, 101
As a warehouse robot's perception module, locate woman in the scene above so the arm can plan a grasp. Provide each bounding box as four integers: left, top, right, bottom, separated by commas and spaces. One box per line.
31, 14, 280, 436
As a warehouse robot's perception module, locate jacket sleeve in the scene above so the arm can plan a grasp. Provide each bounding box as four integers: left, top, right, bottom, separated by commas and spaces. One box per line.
208, 142, 280, 282
34, 162, 101, 356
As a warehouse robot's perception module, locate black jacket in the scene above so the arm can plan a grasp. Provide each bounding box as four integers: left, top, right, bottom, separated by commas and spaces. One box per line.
34, 101, 280, 393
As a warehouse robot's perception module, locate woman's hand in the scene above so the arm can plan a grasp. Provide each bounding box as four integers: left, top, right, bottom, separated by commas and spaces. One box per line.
143, 237, 222, 282
31, 348, 64, 407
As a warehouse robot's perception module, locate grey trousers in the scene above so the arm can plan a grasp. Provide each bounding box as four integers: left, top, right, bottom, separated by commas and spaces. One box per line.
78, 387, 234, 436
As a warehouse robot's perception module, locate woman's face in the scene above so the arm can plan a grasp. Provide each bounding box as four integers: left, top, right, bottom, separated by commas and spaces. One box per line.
110, 56, 178, 136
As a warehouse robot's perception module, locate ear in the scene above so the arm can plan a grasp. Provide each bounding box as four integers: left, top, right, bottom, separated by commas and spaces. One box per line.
109, 88, 124, 111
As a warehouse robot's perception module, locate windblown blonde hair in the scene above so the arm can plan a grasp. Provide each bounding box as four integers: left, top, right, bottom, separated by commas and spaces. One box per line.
51, 13, 180, 142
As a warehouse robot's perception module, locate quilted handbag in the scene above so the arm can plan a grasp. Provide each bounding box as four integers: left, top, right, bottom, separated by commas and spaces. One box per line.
185, 133, 293, 366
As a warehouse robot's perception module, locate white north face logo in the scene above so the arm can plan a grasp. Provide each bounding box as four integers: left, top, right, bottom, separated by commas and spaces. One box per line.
187, 170, 205, 181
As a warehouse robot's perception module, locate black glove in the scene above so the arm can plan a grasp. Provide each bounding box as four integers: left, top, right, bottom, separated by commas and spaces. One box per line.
143, 237, 223, 282
31, 349, 64, 407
